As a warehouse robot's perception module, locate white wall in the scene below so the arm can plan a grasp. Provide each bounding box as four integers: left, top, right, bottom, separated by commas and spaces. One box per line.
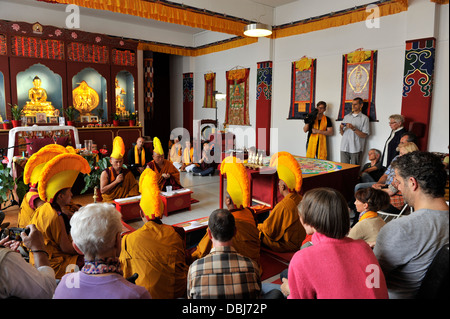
171, 0, 449, 164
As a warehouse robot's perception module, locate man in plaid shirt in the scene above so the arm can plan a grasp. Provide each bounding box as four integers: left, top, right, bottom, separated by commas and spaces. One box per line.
187, 209, 261, 299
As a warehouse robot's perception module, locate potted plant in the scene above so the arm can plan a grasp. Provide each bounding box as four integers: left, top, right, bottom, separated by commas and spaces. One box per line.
9, 104, 23, 128
2, 120, 10, 130
128, 112, 136, 126
96, 108, 104, 123
113, 113, 120, 126
64, 106, 76, 126
81, 155, 110, 200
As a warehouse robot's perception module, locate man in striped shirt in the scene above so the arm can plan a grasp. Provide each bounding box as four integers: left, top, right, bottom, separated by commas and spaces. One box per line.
187, 209, 261, 299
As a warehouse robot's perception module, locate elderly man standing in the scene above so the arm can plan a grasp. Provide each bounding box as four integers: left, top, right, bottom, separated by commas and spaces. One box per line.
339, 97, 370, 165
381, 114, 407, 168
374, 152, 449, 299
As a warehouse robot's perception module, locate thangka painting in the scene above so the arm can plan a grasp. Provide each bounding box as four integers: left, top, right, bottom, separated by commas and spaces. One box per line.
203, 72, 216, 108
337, 49, 378, 121
225, 68, 250, 126
288, 57, 316, 119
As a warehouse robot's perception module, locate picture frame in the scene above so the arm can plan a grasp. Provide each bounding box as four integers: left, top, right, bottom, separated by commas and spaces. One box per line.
59, 117, 65, 126
49, 116, 58, 124
89, 115, 98, 122
26, 116, 35, 125
35, 113, 47, 124
80, 115, 90, 123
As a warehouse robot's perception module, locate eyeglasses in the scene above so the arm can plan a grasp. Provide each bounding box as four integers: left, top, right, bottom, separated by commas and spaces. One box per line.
389, 122, 397, 125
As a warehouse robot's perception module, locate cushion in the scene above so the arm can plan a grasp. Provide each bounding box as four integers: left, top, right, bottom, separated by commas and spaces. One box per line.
25, 137, 69, 155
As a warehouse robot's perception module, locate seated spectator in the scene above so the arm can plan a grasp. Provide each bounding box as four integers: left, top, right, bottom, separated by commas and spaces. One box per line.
127, 137, 150, 178
381, 114, 407, 168
190, 156, 260, 270
119, 168, 189, 299
288, 188, 388, 299
192, 142, 216, 176
30, 153, 90, 279
169, 135, 183, 170
359, 148, 385, 183
146, 136, 182, 191
188, 209, 282, 299
374, 151, 449, 299
100, 136, 140, 202
180, 139, 196, 172
0, 224, 57, 299
348, 187, 390, 244
258, 152, 306, 252
53, 203, 151, 299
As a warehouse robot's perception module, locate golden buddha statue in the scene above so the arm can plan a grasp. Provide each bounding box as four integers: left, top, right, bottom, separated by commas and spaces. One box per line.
73, 81, 99, 116
115, 78, 127, 116
23, 76, 56, 116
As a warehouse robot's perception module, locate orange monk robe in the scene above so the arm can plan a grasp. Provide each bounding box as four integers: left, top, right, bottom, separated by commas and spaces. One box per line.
29, 202, 79, 279
147, 160, 182, 191
101, 167, 140, 202
17, 188, 40, 229
190, 208, 261, 270
119, 220, 189, 299
257, 192, 306, 252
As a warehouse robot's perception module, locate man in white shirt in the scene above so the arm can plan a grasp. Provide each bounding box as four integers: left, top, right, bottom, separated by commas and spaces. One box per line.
339, 97, 370, 165
0, 224, 56, 299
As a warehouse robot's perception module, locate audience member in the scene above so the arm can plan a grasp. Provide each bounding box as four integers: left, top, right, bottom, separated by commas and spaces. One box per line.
288, 188, 388, 299
180, 139, 196, 172
192, 142, 216, 176
53, 203, 151, 299
187, 209, 262, 299
258, 152, 306, 252
191, 156, 260, 269
30, 153, 90, 279
100, 136, 140, 202
0, 224, 56, 299
169, 135, 183, 170
146, 136, 182, 191
374, 151, 449, 299
19, 144, 67, 228
119, 168, 189, 299
359, 148, 385, 183
303, 101, 333, 160
348, 187, 390, 244
381, 114, 407, 167
339, 97, 370, 165
127, 137, 150, 178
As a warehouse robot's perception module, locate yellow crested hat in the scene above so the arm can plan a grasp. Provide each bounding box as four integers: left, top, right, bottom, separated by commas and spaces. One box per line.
38, 153, 91, 203
153, 136, 164, 156
270, 152, 303, 192
110, 136, 125, 159
139, 168, 164, 220
220, 156, 250, 208
66, 145, 77, 154
23, 144, 68, 187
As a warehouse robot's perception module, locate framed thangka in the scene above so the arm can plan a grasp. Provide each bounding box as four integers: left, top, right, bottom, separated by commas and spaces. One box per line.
338, 49, 378, 121
288, 57, 316, 119
203, 72, 216, 108
225, 68, 250, 126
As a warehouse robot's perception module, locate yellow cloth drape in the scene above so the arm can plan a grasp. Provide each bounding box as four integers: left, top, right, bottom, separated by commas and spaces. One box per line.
306, 115, 328, 160
134, 145, 145, 166
183, 147, 193, 164
358, 211, 379, 222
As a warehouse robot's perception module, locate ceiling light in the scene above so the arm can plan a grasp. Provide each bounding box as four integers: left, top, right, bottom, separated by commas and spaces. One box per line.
243, 23, 272, 37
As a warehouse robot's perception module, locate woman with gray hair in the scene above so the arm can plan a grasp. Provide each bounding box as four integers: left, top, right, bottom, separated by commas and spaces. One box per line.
381, 114, 407, 167
53, 203, 151, 299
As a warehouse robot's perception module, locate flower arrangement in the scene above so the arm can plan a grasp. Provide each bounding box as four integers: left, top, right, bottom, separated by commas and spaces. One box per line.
81, 155, 110, 194
9, 104, 24, 121
128, 112, 136, 120
113, 113, 120, 121
64, 106, 76, 121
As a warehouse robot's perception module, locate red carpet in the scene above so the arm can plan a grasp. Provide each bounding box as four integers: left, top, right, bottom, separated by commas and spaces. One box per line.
260, 251, 288, 281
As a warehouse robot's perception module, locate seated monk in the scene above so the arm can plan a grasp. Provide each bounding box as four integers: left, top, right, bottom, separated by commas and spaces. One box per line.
146, 136, 182, 192
258, 152, 306, 252
190, 156, 260, 270
100, 136, 139, 202
119, 168, 189, 299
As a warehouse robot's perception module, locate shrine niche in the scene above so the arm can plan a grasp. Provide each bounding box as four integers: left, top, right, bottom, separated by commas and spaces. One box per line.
72, 68, 106, 120
0, 72, 5, 122
115, 70, 135, 118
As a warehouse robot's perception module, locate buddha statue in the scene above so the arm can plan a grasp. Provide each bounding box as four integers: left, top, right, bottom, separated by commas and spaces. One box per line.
73, 81, 99, 116
115, 78, 127, 116
23, 76, 56, 116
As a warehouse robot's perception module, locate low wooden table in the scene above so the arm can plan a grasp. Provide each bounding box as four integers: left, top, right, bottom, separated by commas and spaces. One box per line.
160, 189, 193, 217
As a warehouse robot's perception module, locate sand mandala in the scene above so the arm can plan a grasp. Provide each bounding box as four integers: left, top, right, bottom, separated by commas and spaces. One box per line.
293, 156, 342, 175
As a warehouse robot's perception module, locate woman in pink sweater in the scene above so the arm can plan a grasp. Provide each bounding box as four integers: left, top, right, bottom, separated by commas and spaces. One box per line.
288, 188, 388, 299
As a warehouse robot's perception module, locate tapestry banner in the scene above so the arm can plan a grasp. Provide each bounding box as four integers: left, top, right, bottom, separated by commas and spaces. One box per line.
225, 68, 250, 126
183, 73, 194, 136
203, 72, 216, 108
337, 49, 378, 121
256, 61, 272, 155
288, 57, 316, 119
143, 57, 154, 119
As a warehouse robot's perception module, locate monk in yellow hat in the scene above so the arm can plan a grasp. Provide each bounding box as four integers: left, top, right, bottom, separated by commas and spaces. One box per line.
30, 153, 91, 279
100, 136, 139, 202
146, 137, 182, 191
18, 144, 68, 229
190, 156, 261, 271
258, 152, 306, 252
119, 168, 189, 299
